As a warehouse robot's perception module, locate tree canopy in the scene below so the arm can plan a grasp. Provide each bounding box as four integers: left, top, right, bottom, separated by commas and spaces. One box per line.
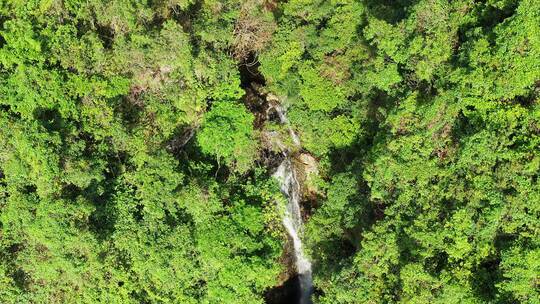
0, 0, 539, 303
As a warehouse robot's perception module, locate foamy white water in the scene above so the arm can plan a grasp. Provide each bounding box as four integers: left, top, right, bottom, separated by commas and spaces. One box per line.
272, 105, 313, 304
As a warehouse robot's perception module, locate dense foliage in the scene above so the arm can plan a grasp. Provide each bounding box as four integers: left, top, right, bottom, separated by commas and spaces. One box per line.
0, 0, 539, 303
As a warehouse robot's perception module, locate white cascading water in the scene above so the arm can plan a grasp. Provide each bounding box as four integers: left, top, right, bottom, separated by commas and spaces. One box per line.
271, 104, 313, 304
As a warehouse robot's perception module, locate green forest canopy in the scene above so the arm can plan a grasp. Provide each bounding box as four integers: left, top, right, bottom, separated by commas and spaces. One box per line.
0, 0, 539, 303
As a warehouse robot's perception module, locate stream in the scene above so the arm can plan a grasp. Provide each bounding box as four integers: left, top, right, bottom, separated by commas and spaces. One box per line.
272, 105, 313, 304
239, 59, 313, 304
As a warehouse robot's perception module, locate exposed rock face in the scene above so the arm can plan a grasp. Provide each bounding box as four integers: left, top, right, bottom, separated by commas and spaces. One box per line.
278, 244, 298, 284
294, 153, 320, 202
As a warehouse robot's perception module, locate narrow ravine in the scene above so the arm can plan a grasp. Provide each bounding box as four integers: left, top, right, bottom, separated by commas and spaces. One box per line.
271, 105, 313, 304
239, 58, 314, 303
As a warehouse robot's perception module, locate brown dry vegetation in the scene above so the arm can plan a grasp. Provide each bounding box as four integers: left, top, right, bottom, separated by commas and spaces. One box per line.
233, 0, 277, 60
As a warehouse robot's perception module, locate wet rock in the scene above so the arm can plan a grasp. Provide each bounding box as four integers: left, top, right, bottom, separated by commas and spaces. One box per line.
293, 153, 321, 202
243, 86, 269, 129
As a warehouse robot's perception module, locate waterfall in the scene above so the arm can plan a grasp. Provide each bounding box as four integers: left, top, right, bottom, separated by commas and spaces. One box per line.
272, 104, 313, 304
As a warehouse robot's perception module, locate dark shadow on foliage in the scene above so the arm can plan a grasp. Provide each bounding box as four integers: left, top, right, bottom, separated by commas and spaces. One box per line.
165, 124, 197, 155
264, 275, 302, 304
452, 2, 519, 70
86, 178, 118, 242
363, 0, 419, 24
172, 0, 203, 57
116, 93, 145, 130
33, 107, 66, 133
470, 255, 505, 303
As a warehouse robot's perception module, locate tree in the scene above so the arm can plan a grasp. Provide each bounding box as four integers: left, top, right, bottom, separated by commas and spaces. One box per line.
197, 101, 257, 173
